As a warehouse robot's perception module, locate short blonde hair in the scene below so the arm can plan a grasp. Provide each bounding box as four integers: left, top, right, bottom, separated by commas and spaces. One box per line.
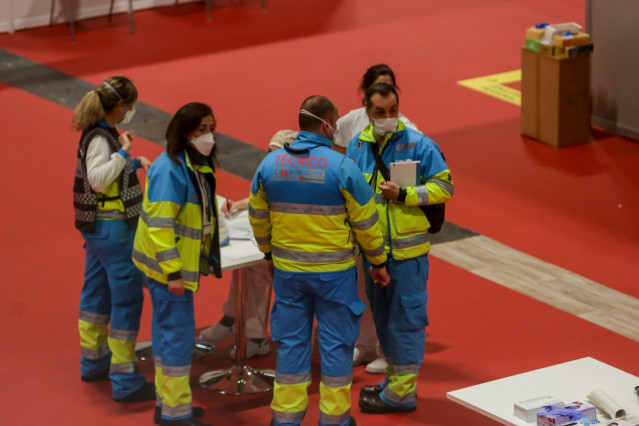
269, 130, 298, 150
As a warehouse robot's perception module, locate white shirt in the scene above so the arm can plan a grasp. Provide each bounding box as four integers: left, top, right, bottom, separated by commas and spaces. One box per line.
85, 135, 126, 193
334, 107, 419, 148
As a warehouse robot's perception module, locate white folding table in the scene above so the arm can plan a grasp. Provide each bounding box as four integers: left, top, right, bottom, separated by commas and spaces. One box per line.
198, 208, 275, 395
447, 357, 639, 425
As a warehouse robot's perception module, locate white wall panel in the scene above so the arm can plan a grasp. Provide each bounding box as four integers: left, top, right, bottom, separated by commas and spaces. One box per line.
0, 0, 200, 34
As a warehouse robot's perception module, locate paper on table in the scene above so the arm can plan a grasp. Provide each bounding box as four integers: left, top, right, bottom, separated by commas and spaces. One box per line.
587, 388, 626, 419
222, 240, 262, 260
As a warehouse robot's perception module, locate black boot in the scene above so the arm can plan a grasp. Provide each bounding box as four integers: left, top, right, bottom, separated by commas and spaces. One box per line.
359, 393, 416, 414
114, 381, 156, 403
359, 385, 383, 397
154, 406, 205, 424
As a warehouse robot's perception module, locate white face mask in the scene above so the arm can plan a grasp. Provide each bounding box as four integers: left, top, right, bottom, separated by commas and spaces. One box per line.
373, 117, 398, 136
190, 132, 215, 156
300, 109, 338, 142
122, 106, 136, 124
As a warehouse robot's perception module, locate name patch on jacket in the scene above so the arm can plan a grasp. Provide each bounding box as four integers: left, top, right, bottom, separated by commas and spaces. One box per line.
273, 154, 326, 184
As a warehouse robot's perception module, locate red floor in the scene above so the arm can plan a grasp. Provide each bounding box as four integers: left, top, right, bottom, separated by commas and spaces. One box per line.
1, 0, 638, 425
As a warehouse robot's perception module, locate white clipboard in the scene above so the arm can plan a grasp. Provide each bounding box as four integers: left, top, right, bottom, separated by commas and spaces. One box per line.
390, 160, 420, 187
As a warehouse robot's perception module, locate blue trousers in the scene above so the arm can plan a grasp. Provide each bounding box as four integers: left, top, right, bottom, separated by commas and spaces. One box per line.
79, 219, 146, 399
270, 267, 365, 426
363, 254, 429, 406
147, 279, 195, 421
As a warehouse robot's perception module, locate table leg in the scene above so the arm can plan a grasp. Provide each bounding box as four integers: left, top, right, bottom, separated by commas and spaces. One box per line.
199, 267, 275, 394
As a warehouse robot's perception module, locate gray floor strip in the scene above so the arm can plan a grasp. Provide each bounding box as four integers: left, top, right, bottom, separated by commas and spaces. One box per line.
0, 47, 472, 244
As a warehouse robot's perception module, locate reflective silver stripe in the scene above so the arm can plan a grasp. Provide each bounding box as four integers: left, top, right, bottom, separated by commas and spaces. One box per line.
162, 404, 192, 419
156, 247, 180, 262
427, 178, 454, 196
132, 249, 200, 283
162, 364, 191, 378
384, 233, 430, 250
362, 243, 386, 258
321, 373, 352, 388
79, 310, 109, 325
275, 370, 312, 385
109, 328, 138, 341
132, 249, 164, 274
175, 223, 201, 240
270, 202, 346, 216
254, 235, 271, 245
382, 386, 416, 405
415, 186, 428, 204
95, 209, 126, 220
81, 344, 111, 360
272, 246, 354, 263
395, 143, 417, 151
320, 410, 351, 425
272, 409, 306, 423
141, 210, 175, 228
349, 211, 379, 230
110, 361, 139, 375
392, 363, 421, 375
374, 193, 386, 204
249, 205, 270, 219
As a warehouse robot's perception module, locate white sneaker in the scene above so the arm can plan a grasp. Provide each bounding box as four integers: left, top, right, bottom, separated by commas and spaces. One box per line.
230, 340, 271, 359
353, 346, 377, 366
365, 357, 388, 374
198, 322, 234, 343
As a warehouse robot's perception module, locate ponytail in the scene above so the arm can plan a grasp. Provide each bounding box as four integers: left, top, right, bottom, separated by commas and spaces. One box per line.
72, 90, 105, 131
71, 76, 138, 131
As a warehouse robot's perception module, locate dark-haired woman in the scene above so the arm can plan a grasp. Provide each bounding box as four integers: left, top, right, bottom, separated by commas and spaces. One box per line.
133, 102, 221, 426
72, 76, 155, 402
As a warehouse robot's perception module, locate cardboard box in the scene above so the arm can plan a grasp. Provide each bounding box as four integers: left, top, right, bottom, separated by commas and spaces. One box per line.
515, 396, 564, 422
526, 26, 546, 40
554, 43, 594, 59
539, 41, 555, 56
553, 32, 591, 48
520, 48, 591, 147
537, 401, 597, 426
543, 22, 583, 44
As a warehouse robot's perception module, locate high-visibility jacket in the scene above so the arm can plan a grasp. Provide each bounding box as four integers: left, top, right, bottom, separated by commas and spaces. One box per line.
132, 150, 221, 292
346, 121, 454, 260
249, 131, 387, 273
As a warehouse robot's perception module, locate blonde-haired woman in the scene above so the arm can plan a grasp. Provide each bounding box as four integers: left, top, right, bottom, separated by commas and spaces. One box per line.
73, 76, 154, 403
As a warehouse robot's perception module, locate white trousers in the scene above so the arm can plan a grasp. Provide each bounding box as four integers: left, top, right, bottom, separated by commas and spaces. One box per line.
222, 262, 272, 339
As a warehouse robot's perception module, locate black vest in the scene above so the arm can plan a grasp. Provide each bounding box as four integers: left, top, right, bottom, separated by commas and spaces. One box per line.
73, 124, 143, 232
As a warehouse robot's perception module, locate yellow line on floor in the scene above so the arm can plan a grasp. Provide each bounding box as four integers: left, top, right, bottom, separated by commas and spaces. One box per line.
457, 70, 521, 106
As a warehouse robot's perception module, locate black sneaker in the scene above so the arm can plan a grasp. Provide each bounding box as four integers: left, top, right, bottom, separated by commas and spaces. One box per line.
114, 382, 156, 403
154, 406, 205, 424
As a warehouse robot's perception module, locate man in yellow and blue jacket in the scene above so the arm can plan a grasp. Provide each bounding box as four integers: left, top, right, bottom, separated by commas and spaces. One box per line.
249, 95, 390, 426
346, 83, 454, 414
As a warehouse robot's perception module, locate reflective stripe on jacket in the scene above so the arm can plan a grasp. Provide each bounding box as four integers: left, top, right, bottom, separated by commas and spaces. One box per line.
132, 150, 221, 291
249, 131, 387, 273
346, 121, 454, 260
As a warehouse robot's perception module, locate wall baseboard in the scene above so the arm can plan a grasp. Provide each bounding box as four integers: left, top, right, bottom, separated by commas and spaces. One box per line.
2, 0, 200, 34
